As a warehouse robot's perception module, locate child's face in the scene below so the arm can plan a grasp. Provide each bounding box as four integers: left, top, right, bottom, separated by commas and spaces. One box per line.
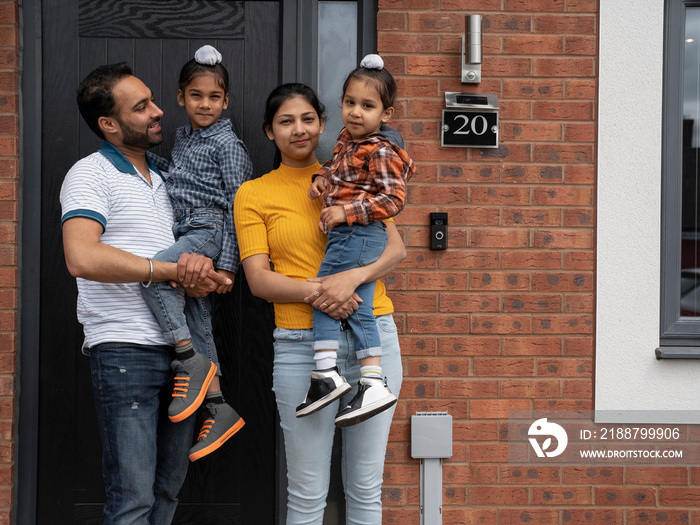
265, 96, 324, 168
341, 78, 394, 140
177, 73, 229, 130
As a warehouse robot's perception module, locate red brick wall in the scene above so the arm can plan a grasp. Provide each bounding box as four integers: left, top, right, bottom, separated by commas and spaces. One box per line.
6, 1, 696, 523
376, 2, 689, 524
1, 0, 16, 522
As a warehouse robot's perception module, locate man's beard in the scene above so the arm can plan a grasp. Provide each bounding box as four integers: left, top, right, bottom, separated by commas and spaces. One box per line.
116, 117, 163, 149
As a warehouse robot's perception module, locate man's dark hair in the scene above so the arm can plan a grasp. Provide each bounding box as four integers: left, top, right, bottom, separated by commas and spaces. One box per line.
76, 63, 133, 139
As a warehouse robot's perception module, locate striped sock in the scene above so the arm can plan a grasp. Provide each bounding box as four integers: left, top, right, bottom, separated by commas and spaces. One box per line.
206, 391, 224, 405
361, 365, 382, 379
175, 342, 195, 361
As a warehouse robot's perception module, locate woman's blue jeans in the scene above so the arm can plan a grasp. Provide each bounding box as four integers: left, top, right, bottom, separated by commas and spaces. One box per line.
88, 343, 197, 524
273, 314, 402, 525
140, 208, 223, 366
313, 222, 387, 359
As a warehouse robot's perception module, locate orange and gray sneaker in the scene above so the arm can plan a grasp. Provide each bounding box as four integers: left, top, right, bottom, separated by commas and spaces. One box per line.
168, 352, 217, 422
189, 402, 245, 462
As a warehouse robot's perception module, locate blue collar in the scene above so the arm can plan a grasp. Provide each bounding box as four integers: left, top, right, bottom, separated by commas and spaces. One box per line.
99, 141, 164, 181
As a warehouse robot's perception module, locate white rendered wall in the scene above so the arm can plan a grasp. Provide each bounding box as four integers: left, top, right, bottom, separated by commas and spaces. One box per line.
596, 0, 700, 423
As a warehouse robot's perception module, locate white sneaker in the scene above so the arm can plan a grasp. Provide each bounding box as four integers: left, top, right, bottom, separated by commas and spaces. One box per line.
334, 377, 397, 427
296, 366, 351, 417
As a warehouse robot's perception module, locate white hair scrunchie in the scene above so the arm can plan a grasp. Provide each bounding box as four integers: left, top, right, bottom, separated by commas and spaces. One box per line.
360, 54, 384, 70
194, 45, 222, 66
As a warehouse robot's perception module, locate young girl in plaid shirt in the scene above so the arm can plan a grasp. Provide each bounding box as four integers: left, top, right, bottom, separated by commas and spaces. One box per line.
142, 45, 250, 460
299, 55, 416, 426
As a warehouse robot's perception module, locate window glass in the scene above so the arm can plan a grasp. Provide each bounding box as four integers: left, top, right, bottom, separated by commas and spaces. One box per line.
317, 1, 357, 162
681, 7, 700, 317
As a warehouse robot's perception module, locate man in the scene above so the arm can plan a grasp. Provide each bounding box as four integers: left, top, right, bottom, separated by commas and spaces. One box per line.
60, 63, 229, 524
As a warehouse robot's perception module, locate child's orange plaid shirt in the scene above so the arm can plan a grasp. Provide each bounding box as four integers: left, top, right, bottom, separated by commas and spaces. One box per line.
315, 128, 416, 226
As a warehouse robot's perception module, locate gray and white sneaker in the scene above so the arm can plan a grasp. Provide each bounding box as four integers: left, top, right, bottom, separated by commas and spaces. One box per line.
296, 366, 351, 417
334, 377, 397, 427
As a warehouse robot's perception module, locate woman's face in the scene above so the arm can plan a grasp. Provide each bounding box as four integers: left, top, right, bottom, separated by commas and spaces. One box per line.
265, 96, 324, 168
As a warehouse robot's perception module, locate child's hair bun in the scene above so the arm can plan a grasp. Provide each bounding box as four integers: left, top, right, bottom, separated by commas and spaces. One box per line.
194, 45, 222, 66
360, 54, 384, 70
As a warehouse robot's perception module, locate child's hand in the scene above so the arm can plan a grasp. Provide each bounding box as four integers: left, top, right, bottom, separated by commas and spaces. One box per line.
215, 269, 236, 294
319, 206, 346, 233
308, 177, 328, 200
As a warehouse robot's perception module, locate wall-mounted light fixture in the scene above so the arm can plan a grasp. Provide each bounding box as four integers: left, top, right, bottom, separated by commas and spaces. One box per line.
462, 15, 482, 83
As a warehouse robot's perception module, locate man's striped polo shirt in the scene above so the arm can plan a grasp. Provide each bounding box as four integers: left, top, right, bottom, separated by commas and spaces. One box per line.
60, 141, 176, 351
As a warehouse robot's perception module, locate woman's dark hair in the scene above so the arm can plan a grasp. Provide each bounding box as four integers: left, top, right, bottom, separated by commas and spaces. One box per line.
342, 64, 397, 110
178, 58, 229, 94
76, 62, 133, 139
263, 83, 326, 133
263, 83, 326, 168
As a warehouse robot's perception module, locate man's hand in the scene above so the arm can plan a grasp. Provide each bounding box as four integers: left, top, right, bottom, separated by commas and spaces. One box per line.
319, 205, 346, 233
176, 253, 231, 297
308, 177, 328, 200
216, 269, 236, 294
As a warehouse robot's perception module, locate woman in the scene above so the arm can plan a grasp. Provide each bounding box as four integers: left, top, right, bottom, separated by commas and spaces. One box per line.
233, 83, 405, 524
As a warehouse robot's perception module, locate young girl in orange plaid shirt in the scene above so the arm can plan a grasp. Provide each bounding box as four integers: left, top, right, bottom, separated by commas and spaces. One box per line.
298, 54, 416, 426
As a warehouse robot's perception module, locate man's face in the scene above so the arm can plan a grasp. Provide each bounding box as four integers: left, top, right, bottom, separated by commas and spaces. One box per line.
111, 75, 164, 149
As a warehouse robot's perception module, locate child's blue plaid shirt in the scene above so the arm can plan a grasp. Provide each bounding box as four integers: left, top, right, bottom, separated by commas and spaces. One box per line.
161, 117, 252, 273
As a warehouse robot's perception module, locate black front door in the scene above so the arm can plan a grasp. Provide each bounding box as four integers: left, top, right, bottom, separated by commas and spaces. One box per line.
37, 1, 280, 523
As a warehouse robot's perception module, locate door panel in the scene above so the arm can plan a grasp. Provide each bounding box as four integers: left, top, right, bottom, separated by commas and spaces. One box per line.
39, 1, 279, 523
78, 0, 246, 39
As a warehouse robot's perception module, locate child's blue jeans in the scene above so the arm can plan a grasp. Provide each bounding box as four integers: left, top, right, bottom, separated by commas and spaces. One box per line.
140, 208, 223, 366
312, 222, 387, 359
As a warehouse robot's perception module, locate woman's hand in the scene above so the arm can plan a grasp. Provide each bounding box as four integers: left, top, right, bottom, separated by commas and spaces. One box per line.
306, 282, 361, 320
304, 270, 364, 318
325, 295, 360, 319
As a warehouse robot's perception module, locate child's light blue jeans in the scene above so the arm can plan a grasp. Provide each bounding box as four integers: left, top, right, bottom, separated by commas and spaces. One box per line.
313, 222, 387, 360
140, 207, 223, 366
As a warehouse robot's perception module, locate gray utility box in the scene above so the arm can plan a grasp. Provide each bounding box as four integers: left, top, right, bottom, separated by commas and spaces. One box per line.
411, 412, 452, 525
411, 412, 453, 458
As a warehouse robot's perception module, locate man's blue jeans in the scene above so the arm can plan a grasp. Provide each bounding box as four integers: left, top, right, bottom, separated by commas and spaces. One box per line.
140, 208, 223, 366
313, 222, 387, 360
88, 342, 197, 524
